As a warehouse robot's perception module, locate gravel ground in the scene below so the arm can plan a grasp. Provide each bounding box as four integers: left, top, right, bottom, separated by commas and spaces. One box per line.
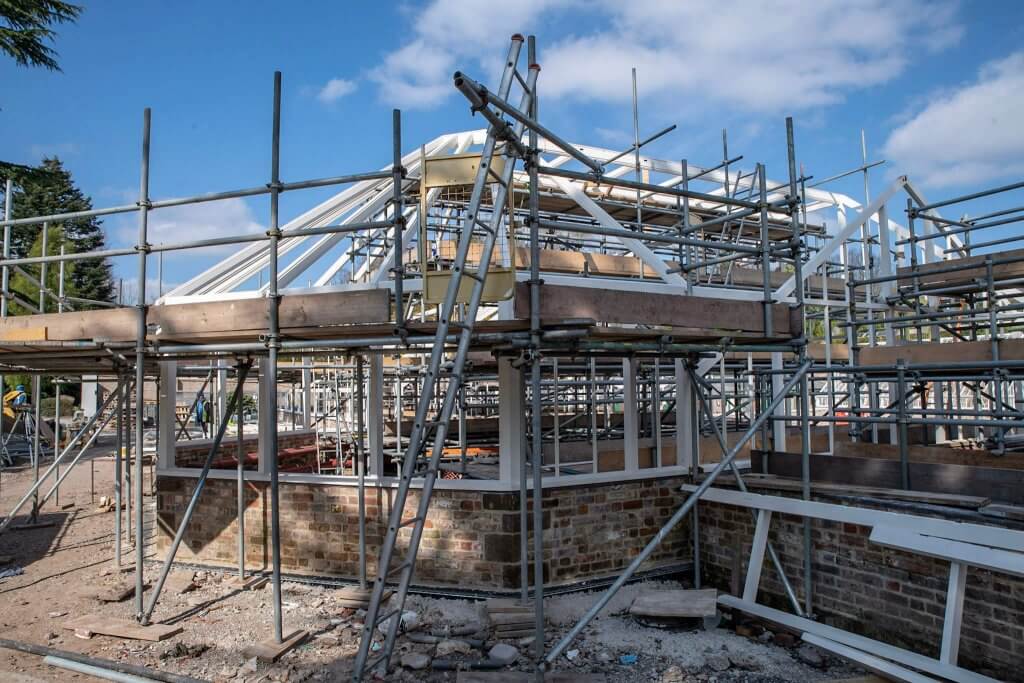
0, 435, 867, 682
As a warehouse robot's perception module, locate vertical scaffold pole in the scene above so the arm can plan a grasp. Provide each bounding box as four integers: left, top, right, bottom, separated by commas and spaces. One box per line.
54, 378, 62, 507
526, 35, 545, 681
134, 107, 151, 621
266, 70, 285, 644
786, 117, 814, 617
41, 223, 54, 507
758, 164, 773, 337
355, 354, 367, 589
1, 179, 10, 320
31, 376, 41, 522
1, 179, 12, 473
237, 362, 246, 581
115, 376, 123, 567
392, 110, 405, 332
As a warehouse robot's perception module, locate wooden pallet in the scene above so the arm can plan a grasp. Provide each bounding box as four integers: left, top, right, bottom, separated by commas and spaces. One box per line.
63, 615, 182, 642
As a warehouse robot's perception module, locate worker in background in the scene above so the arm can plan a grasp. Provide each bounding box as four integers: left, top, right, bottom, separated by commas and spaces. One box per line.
195, 392, 209, 438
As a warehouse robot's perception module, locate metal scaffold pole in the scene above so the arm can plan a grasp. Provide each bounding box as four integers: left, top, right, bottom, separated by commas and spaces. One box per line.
134, 107, 152, 621
525, 35, 545, 681
786, 117, 814, 617
355, 353, 367, 589
0, 179, 11, 474
267, 70, 285, 644
115, 376, 124, 567
141, 361, 252, 624
236, 362, 246, 581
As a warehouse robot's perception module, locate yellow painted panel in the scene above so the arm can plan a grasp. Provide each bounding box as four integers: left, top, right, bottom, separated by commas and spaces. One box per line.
423, 153, 507, 188
424, 268, 515, 305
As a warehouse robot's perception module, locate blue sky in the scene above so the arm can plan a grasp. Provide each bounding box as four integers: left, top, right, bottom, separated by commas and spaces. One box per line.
2, 1, 1023, 295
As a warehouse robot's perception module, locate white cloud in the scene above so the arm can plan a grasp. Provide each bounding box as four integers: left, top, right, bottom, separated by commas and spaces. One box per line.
117, 197, 263, 254
316, 77, 358, 104
369, 0, 961, 112
883, 51, 1024, 188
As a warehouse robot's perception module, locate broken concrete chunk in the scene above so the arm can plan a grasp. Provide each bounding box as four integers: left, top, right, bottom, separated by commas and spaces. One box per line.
659, 666, 685, 683
728, 650, 761, 671
487, 643, 519, 665
435, 639, 472, 657
706, 653, 731, 672
795, 643, 826, 668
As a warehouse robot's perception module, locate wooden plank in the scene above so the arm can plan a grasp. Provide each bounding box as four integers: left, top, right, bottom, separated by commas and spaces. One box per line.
63, 615, 182, 642
802, 634, 939, 683
737, 472, 991, 509
896, 247, 1024, 290
0, 308, 136, 342
151, 289, 390, 339
859, 340, 990, 366
859, 338, 1024, 367
242, 629, 309, 662
0, 290, 390, 345
491, 628, 535, 638
514, 284, 797, 338
684, 485, 1024, 553
490, 612, 535, 626
832, 441, 1023, 471
629, 589, 718, 618
0, 326, 47, 342
869, 527, 1024, 577
762, 451, 1024, 505
224, 575, 268, 590
719, 595, 998, 683
486, 598, 535, 614
725, 342, 850, 362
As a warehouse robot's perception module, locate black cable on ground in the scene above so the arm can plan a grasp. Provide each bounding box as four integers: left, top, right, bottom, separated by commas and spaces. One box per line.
0, 637, 206, 683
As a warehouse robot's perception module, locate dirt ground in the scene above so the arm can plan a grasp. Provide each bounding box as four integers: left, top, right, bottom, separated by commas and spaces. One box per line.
0, 434, 868, 682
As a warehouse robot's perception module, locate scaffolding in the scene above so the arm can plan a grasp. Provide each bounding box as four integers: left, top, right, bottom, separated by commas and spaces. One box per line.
0, 32, 1020, 683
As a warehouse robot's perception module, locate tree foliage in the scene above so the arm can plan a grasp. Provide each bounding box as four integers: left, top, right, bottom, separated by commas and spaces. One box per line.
1, 1, 83, 184
0, 0, 80, 71
4, 157, 115, 312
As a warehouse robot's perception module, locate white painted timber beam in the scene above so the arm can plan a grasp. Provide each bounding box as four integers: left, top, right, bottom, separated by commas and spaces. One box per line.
552, 177, 686, 286
776, 176, 908, 300
687, 485, 1024, 553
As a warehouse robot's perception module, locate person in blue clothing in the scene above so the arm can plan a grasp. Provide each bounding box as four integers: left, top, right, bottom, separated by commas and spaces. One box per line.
195, 392, 209, 437
12, 385, 27, 407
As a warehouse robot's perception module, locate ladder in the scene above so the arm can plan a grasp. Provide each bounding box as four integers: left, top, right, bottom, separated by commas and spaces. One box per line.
352, 34, 537, 680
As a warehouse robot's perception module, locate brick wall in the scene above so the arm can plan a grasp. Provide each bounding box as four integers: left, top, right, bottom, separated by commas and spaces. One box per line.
174, 430, 315, 468
698, 498, 1024, 682
154, 475, 693, 591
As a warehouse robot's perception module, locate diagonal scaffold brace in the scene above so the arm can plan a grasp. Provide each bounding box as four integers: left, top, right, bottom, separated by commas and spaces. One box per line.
545, 358, 813, 664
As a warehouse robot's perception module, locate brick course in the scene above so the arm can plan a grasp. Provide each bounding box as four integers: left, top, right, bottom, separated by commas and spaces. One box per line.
155, 475, 693, 591
154, 465, 1024, 679
698, 499, 1024, 682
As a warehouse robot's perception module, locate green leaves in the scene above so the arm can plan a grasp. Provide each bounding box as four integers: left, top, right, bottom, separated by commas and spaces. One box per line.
0, 0, 82, 72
